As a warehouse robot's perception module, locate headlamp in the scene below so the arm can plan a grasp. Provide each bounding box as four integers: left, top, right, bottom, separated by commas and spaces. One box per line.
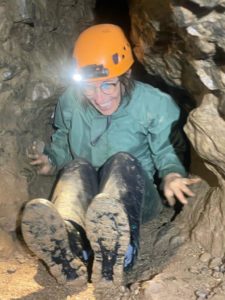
72, 73, 83, 82
73, 64, 109, 82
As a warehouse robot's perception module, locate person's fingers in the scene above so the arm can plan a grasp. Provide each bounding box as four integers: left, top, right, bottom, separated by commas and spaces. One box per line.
169, 181, 195, 202
27, 153, 39, 160
167, 196, 176, 206
37, 164, 56, 175
166, 185, 194, 205
164, 176, 201, 206
185, 177, 201, 185
179, 184, 195, 197
164, 188, 173, 200
29, 154, 49, 165
174, 189, 188, 205
164, 188, 177, 206
30, 159, 43, 166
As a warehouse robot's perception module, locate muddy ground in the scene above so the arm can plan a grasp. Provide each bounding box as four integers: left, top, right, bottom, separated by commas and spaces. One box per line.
1, 242, 224, 300
1, 207, 225, 300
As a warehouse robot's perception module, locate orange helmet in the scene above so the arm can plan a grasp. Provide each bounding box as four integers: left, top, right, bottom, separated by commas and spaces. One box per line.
73, 24, 134, 81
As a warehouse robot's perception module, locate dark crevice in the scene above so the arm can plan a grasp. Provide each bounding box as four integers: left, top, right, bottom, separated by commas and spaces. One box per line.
172, 0, 215, 18
213, 45, 225, 67
94, 0, 130, 36
215, 5, 225, 13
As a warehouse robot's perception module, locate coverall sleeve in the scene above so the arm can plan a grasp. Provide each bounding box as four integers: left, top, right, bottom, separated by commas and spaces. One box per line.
44, 97, 73, 170
147, 94, 187, 179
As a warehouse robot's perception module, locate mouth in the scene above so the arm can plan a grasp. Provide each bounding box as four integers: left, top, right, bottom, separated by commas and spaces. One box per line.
97, 101, 113, 109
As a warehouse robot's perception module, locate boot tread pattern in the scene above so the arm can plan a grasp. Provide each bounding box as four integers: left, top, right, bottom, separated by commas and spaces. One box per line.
21, 198, 87, 286
86, 194, 130, 288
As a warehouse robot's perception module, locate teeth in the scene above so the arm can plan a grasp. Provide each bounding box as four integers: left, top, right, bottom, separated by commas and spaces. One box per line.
99, 102, 111, 108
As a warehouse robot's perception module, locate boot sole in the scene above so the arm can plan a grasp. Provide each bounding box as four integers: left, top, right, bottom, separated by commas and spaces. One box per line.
86, 193, 130, 287
21, 198, 87, 286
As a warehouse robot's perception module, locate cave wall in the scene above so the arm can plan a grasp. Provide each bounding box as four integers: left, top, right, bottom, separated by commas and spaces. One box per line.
0, 0, 95, 257
130, 0, 225, 100
130, 0, 225, 257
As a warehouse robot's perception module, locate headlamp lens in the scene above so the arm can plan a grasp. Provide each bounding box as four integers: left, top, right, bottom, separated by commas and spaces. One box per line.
74, 64, 109, 82
72, 73, 82, 81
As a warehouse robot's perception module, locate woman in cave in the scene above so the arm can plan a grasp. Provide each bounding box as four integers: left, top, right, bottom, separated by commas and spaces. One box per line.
21, 24, 199, 288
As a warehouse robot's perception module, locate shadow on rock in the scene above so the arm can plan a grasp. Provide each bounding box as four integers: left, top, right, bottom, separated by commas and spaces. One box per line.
126, 206, 185, 285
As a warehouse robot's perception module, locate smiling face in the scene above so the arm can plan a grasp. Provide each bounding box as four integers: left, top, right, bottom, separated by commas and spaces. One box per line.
81, 78, 121, 115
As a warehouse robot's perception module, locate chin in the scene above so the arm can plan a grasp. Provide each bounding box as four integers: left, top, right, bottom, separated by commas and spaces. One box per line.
98, 106, 118, 115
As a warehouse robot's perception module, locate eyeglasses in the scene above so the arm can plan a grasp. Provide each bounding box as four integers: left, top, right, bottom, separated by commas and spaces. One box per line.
81, 80, 120, 96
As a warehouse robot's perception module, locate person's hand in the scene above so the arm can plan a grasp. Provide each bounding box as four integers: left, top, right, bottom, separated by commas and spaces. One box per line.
163, 173, 201, 206
26, 141, 56, 175
29, 153, 56, 175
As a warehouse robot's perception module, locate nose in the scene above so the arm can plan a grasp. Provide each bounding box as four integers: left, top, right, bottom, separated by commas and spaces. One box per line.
93, 88, 106, 105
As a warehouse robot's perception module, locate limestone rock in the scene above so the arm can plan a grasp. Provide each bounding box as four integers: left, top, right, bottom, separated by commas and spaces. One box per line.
130, 0, 225, 98
184, 94, 225, 257
0, 168, 28, 232
188, 0, 225, 8
0, 0, 95, 258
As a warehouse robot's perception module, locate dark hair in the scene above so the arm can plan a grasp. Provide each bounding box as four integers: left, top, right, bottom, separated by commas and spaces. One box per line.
119, 72, 135, 102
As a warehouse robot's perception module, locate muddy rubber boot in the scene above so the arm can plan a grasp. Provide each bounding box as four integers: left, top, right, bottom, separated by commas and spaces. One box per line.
85, 193, 130, 288
21, 198, 87, 286
86, 153, 145, 298
52, 159, 98, 235
50, 158, 98, 281
22, 159, 98, 286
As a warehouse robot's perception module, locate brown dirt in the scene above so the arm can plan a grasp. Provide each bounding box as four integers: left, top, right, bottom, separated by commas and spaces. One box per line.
138, 242, 225, 300
1, 241, 225, 300
0, 251, 95, 300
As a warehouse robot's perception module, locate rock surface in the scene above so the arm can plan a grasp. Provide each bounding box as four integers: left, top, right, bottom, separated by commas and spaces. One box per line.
130, 0, 225, 260
0, 0, 94, 255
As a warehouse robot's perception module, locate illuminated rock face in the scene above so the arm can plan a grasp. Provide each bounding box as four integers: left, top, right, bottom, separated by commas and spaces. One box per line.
0, 0, 95, 256
184, 94, 225, 257
130, 0, 225, 257
130, 0, 225, 97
